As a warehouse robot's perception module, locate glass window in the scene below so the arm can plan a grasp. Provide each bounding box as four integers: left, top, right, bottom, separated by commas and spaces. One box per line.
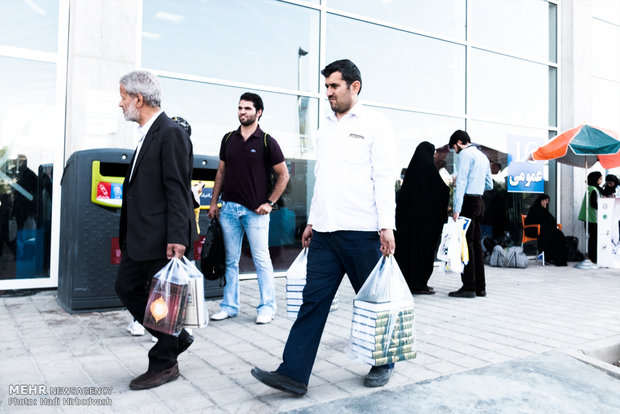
470, 49, 549, 127
592, 78, 620, 132
142, 0, 320, 92
326, 0, 466, 39
158, 77, 319, 159
0, 0, 59, 52
469, 0, 550, 62
327, 14, 466, 114
592, 19, 620, 81
0, 57, 57, 280
593, 0, 620, 25
368, 107, 464, 169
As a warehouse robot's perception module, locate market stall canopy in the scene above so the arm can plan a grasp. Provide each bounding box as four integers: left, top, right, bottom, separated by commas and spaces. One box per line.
529, 125, 620, 169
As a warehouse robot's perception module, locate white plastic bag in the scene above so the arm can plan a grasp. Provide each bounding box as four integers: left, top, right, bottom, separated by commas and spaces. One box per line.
437, 217, 471, 274
183, 257, 209, 329
286, 248, 307, 319
347, 255, 416, 366
143, 257, 191, 336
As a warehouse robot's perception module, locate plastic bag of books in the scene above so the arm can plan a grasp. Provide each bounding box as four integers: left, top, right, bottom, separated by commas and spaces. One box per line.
143, 257, 190, 336
182, 257, 209, 329
437, 217, 471, 274
286, 248, 307, 319
347, 255, 416, 366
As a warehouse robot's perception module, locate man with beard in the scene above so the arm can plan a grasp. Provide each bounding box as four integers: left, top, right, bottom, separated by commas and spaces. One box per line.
208, 92, 289, 325
114, 70, 196, 390
251, 59, 398, 395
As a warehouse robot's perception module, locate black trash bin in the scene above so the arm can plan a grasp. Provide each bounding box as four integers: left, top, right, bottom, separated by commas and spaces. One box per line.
57, 149, 222, 313
57, 149, 132, 312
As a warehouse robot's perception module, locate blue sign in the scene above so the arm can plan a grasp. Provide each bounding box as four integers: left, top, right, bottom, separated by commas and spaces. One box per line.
507, 135, 545, 193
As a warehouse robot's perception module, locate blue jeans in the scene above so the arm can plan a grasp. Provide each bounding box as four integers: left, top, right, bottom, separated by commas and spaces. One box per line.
218, 201, 275, 316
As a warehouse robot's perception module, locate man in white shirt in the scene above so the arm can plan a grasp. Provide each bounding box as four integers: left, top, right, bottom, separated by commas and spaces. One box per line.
251, 59, 398, 395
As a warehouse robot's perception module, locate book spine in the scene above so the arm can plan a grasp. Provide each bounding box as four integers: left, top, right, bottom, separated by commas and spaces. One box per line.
354, 307, 414, 320
361, 351, 417, 366
352, 312, 414, 328
351, 318, 414, 336
351, 336, 414, 351
351, 343, 414, 359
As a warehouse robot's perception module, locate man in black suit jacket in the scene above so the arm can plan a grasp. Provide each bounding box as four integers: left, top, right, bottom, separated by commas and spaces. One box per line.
114, 70, 196, 390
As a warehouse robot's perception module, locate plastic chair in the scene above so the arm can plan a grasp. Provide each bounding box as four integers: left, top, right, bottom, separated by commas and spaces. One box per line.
520, 214, 562, 265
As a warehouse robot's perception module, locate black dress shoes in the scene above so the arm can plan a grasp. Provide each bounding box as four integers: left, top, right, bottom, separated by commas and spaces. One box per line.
476, 290, 487, 297
448, 289, 476, 298
364, 365, 394, 387
178, 329, 194, 354
129, 363, 179, 390
412, 286, 435, 295
251, 367, 307, 396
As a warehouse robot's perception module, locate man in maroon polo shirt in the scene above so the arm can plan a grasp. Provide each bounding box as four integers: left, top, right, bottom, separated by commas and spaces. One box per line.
208, 92, 289, 324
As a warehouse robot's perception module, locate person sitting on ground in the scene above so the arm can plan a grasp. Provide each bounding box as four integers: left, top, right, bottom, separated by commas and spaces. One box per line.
524, 194, 567, 266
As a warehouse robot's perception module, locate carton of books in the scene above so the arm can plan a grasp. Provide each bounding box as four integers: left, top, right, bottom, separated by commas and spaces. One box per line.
349, 299, 416, 366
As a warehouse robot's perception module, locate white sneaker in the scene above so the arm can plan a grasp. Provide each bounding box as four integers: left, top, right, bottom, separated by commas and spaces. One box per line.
256, 312, 274, 324
127, 320, 145, 336
211, 310, 233, 321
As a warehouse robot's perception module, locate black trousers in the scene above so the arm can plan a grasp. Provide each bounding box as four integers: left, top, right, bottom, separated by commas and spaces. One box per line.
115, 253, 186, 372
587, 222, 597, 263
460, 195, 485, 292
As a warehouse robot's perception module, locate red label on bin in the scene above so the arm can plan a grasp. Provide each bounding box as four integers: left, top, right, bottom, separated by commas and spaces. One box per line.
194, 235, 206, 261
111, 237, 121, 265
98, 182, 111, 199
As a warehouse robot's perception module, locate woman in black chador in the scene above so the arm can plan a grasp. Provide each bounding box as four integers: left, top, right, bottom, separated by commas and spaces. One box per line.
395, 141, 449, 294
525, 194, 567, 266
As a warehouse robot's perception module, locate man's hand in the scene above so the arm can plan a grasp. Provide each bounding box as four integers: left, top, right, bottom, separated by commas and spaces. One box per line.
452, 212, 459, 222
380, 229, 395, 256
302, 225, 313, 248
207, 203, 219, 219
167, 243, 186, 259
255, 203, 273, 215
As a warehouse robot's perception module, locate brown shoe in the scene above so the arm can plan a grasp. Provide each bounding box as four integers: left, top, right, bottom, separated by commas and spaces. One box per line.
129, 363, 179, 390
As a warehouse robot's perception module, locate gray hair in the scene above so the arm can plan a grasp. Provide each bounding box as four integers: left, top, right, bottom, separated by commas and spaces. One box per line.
119, 70, 161, 107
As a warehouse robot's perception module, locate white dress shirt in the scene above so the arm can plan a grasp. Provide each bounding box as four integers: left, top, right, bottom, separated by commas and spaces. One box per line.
308, 102, 397, 232
129, 109, 163, 181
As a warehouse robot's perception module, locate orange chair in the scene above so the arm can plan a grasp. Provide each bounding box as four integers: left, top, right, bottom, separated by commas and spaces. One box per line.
521, 214, 540, 244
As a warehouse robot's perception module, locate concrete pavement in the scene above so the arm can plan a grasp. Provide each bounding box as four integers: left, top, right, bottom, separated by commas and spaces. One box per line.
1, 261, 619, 413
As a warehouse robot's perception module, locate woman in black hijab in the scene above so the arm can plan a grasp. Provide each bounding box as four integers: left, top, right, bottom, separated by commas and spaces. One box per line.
602, 174, 618, 198
525, 194, 567, 266
395, 141, 449, 294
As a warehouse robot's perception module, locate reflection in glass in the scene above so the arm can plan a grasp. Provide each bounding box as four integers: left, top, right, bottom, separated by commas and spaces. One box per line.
470, 49, 548, 127
0, 57, 56, 280
327, 0, 465, 39
469, 0, 550, 62
327, 14, 465, 114
142, 0, 320, 92
0, 0, 59, 52
369, 107, 464, 168
467, 120, 548, 155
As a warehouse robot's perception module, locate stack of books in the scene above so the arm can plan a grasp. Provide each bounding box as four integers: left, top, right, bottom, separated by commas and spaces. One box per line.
286, 279, 339, 320
349, 299, 416, 366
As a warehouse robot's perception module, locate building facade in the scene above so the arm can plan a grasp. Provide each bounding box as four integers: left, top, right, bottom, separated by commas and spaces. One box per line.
1, 0, 618, 290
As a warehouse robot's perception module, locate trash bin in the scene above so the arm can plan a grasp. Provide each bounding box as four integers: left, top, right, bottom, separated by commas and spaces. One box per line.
57, 149, 132, 312
57, 149, 222, 313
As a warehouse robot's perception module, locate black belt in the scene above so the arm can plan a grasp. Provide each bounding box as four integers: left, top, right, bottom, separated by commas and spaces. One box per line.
464, 194, 482, 198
